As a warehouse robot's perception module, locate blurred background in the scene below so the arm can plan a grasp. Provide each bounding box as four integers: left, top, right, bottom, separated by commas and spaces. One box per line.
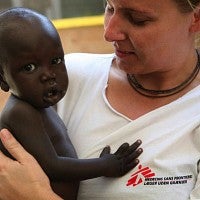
0, 0, 105, 19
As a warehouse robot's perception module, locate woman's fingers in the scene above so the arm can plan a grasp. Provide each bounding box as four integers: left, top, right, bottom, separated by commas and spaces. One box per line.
0, 129, 60, 200
0, 128, 31, 163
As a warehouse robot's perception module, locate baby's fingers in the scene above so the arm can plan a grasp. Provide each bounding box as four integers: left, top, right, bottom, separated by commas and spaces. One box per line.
122, 147, 142, 174
130, 140, 142, 152
122, 140, 142, 157
100, 145, 111, 157
126, 148, 143, 164
120, 147, 143, 175
123, 159, 140, 174
114, 143, 129, 156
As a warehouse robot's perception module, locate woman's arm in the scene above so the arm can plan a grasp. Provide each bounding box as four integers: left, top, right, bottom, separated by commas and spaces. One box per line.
0, 129, 63, 200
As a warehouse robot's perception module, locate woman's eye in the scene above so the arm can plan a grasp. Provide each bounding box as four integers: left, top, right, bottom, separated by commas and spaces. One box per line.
127, 15, 149, 26
52, 57, 63, 65
105, 2, 114, 14
22, 64, 36, 73
132, 19, 148, 26
106, 6, 114, 13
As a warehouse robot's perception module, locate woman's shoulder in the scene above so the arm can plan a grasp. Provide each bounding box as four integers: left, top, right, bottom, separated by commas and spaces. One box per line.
64, 53, 114, 79
65, 52, 114, 62
65, 53, 114, 69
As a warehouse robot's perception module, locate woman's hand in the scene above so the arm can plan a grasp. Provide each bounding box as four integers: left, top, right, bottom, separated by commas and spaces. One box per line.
0, 129, 62, 200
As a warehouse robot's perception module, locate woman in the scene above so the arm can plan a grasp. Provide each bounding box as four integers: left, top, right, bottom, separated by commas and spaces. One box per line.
0, 0, 200, 199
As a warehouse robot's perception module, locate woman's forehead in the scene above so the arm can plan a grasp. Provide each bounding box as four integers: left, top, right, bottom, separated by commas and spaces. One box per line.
106, 0, 186, 15
106, 0, 175, 7
107, 0, 163, 8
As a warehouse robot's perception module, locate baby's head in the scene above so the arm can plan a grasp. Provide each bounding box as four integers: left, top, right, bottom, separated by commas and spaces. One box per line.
0, 7, 68, 108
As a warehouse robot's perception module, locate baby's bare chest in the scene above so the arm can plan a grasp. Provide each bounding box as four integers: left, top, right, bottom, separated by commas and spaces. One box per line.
41, 108, 77, 158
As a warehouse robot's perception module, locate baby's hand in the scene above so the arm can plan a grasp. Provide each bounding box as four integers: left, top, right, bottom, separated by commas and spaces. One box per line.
99, 140, 142, 177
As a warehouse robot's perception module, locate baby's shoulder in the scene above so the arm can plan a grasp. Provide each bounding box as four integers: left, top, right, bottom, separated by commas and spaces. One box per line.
1, 96, 40, 124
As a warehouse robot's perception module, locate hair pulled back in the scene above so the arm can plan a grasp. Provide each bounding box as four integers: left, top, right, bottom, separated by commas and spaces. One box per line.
173, 0, 200, 12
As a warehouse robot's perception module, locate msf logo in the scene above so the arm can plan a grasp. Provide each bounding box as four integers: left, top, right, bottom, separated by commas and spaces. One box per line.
126, 164, 155, 187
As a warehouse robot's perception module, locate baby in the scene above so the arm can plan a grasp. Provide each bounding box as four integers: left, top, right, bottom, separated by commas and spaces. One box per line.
0, 7, 142, 199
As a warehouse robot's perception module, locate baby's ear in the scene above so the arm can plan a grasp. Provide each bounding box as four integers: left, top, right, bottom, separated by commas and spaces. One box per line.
0, 67, 9, 92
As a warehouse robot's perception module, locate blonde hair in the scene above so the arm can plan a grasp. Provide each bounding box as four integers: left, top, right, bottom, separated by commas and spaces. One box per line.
173, 0, 200, 12
186, 0, 199, 9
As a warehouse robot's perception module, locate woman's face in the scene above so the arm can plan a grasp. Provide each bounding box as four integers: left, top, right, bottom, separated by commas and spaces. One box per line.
104, 0, 195, 75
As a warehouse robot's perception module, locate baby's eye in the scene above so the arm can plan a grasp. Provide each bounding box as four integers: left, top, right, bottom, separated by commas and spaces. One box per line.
51, 57, 63, 65
22, 64, 36, 73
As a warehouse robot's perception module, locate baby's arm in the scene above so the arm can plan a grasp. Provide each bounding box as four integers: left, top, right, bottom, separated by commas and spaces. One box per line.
50, 141, 142, 180
1, 104, 142, 181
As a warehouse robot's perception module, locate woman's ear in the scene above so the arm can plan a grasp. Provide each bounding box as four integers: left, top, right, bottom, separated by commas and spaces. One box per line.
189, 8, 200, 33
0, 67, 9, 92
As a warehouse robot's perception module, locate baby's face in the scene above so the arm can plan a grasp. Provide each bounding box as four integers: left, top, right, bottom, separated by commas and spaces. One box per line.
2, 22, 68, 108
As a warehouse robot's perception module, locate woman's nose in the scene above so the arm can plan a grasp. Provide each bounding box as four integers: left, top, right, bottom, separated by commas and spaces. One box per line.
104, 14, 126, 42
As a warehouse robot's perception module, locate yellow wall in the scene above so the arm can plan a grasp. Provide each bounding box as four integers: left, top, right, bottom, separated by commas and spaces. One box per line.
53, 15, 113, 54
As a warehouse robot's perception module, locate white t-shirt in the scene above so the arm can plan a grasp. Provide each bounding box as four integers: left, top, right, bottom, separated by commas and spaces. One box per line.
58, 53, 200, 200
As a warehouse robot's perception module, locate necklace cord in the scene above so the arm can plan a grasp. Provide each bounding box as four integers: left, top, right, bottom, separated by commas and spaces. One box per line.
127, 50, 200, 97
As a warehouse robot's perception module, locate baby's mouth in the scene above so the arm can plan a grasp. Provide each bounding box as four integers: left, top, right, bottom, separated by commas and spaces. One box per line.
43, 87, 60, 105
46, 88, 58, 97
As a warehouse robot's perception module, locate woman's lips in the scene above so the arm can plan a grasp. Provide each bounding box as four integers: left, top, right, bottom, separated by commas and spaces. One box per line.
115, 49, 135, 58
